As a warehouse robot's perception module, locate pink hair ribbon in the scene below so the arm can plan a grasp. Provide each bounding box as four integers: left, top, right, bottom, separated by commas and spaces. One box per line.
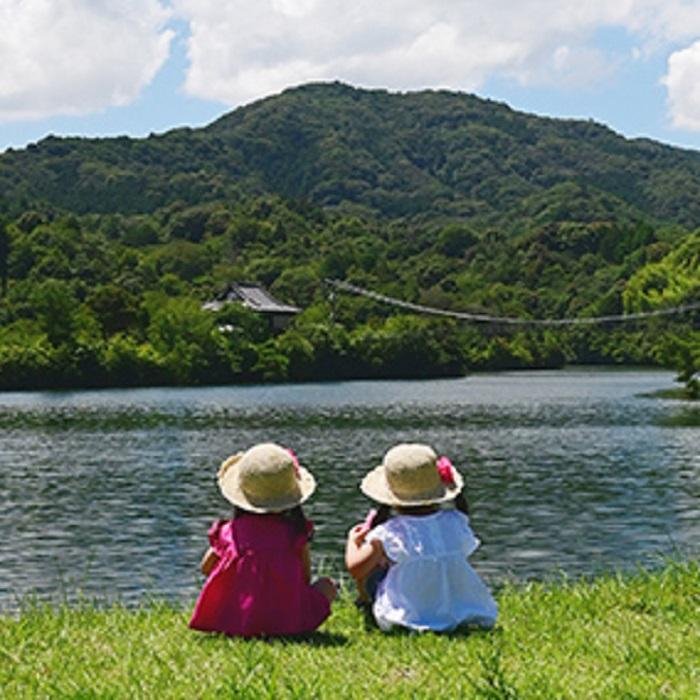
436, 456, 456, 486
286, 448, 301, 479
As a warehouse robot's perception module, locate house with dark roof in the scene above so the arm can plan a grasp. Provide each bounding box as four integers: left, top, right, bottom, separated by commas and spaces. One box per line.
203, 282, 301, 331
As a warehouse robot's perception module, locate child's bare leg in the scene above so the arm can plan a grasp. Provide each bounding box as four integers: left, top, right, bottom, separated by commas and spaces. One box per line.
355, 567, 387, 606
313, 577, 337, 603
353, 574, 370, 603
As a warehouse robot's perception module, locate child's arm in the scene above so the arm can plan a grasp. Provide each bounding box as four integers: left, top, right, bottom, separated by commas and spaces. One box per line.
200, 547, 220, 576
345, 523, 386, 581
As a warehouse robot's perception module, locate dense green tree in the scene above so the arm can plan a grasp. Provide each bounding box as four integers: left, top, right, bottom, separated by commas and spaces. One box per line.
270, 265, 320, 308
101, 334, 166, 387
0, 217, 9, 295
86, 284, 140, 336
436, 223, 478, 257
143, 294, 232, 384
623, 232, 699, 395
30, 279, 81, 346
0, 84, 698, 390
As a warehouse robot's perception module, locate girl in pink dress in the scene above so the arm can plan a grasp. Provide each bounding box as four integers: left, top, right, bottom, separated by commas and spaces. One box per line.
189, 443, 336, 637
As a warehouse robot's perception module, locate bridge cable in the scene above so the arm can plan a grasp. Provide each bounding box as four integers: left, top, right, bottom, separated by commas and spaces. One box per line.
325, 279, 700, 327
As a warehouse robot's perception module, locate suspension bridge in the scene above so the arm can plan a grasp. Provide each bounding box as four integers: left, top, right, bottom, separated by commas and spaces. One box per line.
325, 278, 700, 328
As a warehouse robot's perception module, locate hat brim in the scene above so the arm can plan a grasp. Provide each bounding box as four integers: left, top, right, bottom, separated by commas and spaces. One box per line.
360, 464, 463, 506
219, 466, 316, 513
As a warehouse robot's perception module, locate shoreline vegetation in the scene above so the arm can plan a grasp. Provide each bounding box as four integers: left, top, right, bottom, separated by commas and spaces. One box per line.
1, 83, 697, 396
0, 360, 695, 399
1, 561, 697, 698
647, 386, 700, 401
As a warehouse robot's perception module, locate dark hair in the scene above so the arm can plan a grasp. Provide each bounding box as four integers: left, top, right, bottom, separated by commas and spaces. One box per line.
368, 504, 392, 529
233, 504, 309, 536
368, 492, 469, 526
454, 492, 470, 516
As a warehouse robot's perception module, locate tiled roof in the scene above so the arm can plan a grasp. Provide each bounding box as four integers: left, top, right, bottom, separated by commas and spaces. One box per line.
204, 283, 300, 314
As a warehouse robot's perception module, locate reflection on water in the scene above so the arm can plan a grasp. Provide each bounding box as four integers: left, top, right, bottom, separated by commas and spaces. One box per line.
0, 369, 698, 609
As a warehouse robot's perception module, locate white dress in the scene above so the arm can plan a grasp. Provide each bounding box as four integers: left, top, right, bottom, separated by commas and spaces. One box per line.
368, 509, 498, 632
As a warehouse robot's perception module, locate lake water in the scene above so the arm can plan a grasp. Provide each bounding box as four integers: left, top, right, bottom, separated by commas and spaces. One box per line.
0, 368, 698, 610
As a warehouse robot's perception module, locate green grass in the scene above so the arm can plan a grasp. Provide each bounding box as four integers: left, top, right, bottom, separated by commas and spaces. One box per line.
1, 561, 698, 699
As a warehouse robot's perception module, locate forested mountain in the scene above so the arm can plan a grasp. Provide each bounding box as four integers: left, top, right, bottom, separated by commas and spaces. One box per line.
4, 81, 700, 228
0, 82, 697, 392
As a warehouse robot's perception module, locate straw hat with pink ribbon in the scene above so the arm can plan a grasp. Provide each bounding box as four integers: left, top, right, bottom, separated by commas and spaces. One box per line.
217, 442, 316, 513
360, 443, 463, 506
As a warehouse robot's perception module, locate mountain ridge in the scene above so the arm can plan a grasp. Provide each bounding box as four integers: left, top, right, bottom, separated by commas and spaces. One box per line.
3, 81, 700, 228
0, 83, 697, 390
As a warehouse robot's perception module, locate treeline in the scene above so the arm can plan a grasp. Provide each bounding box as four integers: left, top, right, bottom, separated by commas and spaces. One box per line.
1, 83, 698, 392
0, 193, 696, 392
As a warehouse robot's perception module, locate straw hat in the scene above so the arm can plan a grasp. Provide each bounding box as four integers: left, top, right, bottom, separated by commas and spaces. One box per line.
217, 443, 316, 513
360, 443, 463, 506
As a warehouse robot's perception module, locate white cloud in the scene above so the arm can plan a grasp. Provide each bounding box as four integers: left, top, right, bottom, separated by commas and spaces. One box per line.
4, 0, 700, 131
663, 41, 700, 131
172, 0, 700, 131
625, 0, 700, 45
0, 1, 173, 122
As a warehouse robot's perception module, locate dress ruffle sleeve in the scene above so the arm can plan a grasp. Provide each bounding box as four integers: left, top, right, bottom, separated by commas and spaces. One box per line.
368, 523, 407, 563
207, 520, 239, 568
207, 519, 229, 557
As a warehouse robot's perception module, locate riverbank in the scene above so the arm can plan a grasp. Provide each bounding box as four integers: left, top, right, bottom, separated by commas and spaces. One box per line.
647, 386, 699, 401
1, 561, 697, 698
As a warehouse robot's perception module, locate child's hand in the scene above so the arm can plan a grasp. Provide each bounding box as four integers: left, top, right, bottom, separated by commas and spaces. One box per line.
349, 508, 378, 546
348, 523, 370, 547
200, 547, 220, 576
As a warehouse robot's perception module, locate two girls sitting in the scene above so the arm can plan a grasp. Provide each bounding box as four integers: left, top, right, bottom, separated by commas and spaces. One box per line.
189, 442, 497, 637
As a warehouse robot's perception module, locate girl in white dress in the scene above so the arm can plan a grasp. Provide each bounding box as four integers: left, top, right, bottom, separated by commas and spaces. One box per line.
345, 443, 497, 632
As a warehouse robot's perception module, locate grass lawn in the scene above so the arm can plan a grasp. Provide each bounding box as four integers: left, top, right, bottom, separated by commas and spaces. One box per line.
1, 560, 698, 699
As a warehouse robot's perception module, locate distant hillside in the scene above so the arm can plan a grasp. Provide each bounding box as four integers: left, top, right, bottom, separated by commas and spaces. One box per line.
3, 82, 700, 228
0, 81, 697, 390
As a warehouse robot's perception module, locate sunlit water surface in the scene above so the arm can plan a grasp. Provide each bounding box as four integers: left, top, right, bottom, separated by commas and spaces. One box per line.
0, 368, 697, 610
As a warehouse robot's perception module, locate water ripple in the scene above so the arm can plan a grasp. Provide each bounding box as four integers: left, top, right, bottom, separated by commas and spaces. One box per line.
0, 369, 697, 610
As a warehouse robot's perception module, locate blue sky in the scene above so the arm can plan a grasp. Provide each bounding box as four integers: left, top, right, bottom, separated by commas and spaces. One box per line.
2, 1, 700, 153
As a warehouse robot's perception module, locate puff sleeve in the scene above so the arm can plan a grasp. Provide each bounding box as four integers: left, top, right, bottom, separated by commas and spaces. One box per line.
208, 519, 236, 558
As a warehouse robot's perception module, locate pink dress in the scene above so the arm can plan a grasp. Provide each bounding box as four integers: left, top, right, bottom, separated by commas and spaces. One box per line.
189, 514, 331, 637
